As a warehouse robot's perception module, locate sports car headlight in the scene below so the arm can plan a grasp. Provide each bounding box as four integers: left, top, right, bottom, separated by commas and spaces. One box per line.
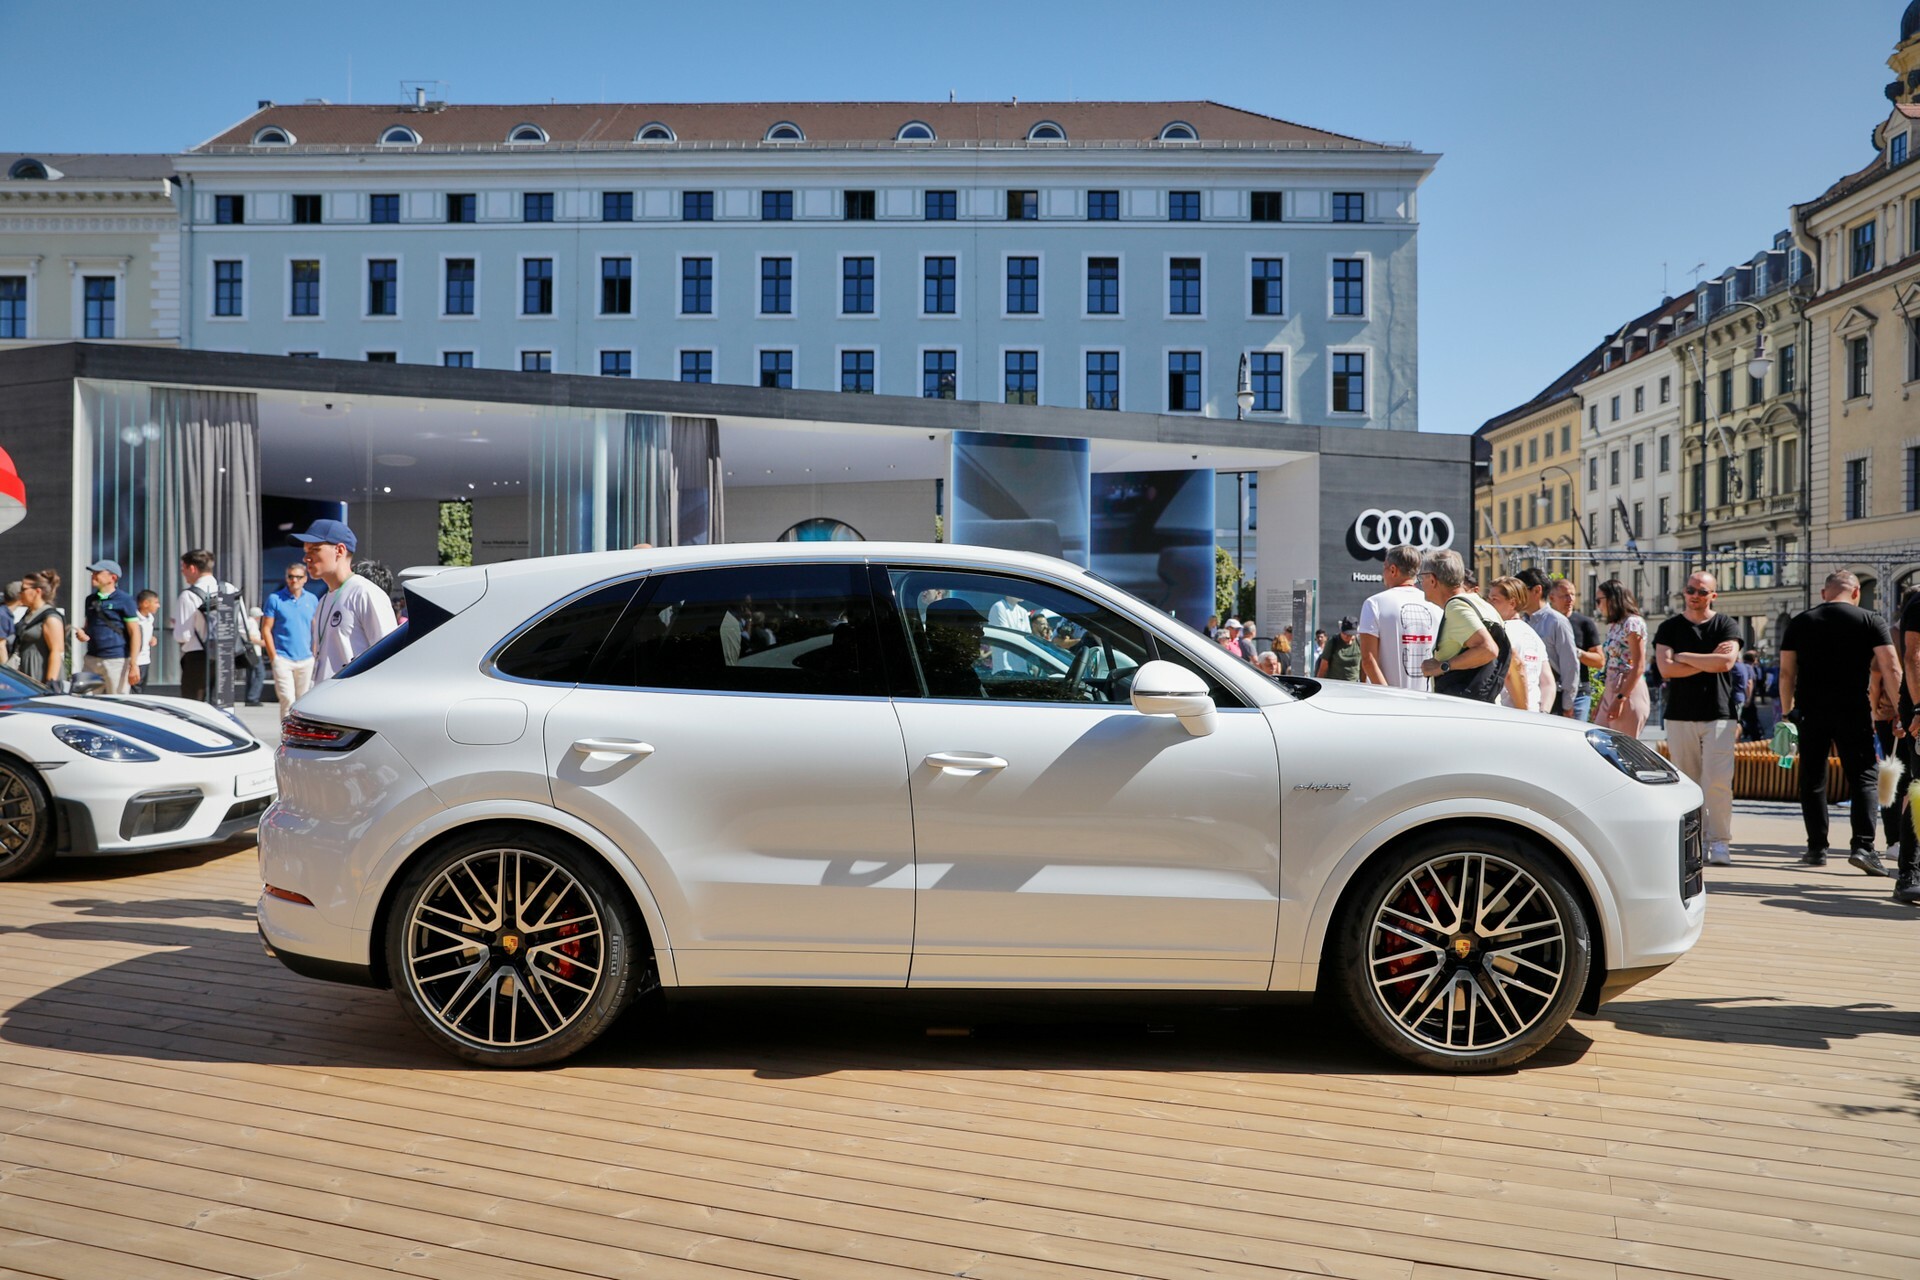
52, 724, 160, 762
1586, 727, 1678, 784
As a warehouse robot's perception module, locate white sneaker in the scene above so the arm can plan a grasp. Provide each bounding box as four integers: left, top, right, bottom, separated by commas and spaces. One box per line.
1708, 842, 1732, 866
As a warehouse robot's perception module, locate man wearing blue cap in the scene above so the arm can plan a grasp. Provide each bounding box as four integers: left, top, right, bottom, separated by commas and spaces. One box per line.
293, 519, 395, 683
73, 558, 140, 694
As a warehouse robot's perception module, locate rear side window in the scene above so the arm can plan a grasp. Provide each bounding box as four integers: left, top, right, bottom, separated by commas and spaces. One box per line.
493, 579, 643, 684
590, 563, 886, 696
335, 586, 455, 679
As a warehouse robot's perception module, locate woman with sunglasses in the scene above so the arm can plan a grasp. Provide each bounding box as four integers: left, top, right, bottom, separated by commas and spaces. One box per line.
1594, 578, 1649, 735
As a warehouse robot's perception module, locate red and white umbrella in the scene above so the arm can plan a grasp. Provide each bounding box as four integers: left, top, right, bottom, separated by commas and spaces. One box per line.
0, 445, 25, 535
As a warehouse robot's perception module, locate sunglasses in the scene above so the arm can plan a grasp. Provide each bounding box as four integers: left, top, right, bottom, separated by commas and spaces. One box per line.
1683, 587, 1714, 596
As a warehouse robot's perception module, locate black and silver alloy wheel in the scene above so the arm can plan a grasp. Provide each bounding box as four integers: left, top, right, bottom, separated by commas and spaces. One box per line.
387, 832, 639, 1066
1336, 830, 1590, 1072
0, 760, 55, 880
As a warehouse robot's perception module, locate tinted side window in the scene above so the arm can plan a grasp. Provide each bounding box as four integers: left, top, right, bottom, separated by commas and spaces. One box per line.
493, 579, 642, 684
591, 564, 886, 696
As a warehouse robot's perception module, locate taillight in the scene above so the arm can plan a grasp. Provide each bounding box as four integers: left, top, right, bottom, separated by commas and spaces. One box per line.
280, 715, 373, 752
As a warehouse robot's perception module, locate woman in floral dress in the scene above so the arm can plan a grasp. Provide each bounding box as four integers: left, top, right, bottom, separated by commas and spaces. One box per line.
1594, 578, 1649, 735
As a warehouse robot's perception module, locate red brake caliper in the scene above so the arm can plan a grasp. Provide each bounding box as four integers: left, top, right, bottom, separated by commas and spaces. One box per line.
1381, 877, 1444, 1000
554, 919, 582, 981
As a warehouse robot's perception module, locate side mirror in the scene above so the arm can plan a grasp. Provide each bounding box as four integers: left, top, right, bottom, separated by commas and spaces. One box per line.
1130, 659, 1217, 737
69, 671, 106, 697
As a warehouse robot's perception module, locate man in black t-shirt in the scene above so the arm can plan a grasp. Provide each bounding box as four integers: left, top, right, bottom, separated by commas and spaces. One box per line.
1894, 592, 1920, 903
1779, 571, 1902, 875
1654, 571, 1743, 865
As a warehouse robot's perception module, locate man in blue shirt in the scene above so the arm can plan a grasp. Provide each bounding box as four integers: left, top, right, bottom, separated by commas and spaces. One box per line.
73, 558, 140, 693
260, 563, 322, 718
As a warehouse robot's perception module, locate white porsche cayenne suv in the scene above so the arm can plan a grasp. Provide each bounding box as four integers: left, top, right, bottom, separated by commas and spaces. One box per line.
259, 544, 1705, 1072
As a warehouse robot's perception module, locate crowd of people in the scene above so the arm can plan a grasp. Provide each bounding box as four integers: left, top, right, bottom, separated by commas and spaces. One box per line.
0, 518, 398, 721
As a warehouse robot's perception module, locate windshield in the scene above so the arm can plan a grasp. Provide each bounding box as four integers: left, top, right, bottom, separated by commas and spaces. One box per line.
0, 666, 51, 704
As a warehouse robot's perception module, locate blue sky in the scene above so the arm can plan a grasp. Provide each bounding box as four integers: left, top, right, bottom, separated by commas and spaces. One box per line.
0, 0, 1899, 434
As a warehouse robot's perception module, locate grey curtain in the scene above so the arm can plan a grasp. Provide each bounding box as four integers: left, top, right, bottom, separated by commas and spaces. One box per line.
670, 416, 724, 546
620, 413, 672, 549
156, 388, 260, 603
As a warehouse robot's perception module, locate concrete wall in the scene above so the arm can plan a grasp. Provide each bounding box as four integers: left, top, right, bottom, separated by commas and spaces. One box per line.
726, 479, 937, 543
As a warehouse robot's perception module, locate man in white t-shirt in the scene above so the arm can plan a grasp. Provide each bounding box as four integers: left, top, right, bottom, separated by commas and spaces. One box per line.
293, 519, 397, 684
985, 593, 1031, 674
1357, 544, 1441, 691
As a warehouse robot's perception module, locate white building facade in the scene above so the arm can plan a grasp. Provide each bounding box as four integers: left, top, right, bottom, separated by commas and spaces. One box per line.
172, 100, 1436, 428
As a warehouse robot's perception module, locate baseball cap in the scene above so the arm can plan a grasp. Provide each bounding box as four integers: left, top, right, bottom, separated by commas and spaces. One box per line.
290, 518, 357, 552
1339, 615, 1358, 632
85, 558, 123, 577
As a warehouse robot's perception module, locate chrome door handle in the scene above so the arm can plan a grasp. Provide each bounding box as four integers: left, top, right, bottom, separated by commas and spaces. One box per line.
572, 738, 655, 758
924, 751, 1008, 773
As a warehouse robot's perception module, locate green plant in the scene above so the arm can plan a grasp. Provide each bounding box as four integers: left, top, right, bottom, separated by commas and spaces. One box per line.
437, 499, 473, 566
1215, 546, 1241, 621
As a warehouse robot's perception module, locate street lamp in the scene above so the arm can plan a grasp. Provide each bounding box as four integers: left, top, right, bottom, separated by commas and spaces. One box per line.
1235, 353, 1254, 420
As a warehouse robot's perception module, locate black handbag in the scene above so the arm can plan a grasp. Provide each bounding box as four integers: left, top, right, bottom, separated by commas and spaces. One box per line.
1432, 598, 1512, 702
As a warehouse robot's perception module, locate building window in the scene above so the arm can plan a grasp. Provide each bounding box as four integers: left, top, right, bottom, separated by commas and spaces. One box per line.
1659, 433, 1671, 473
924, 256, 957, 314
1848, 336, 1871, 399
1908, 447, 1920, 512
1845, 457, 1868, 520
843, 190, 875, 221
681, 258, 713, 314
1634, 386, 1645, 413
1003, 350, 1038, 404
524, 192, 554, 223
213, 260, 243, 317
1691, 380, 1706, 423
1609, 450, 1620, 485
442, 259, 474, 315
1911, 318, 1920, 383
1633, 441, 1644, 479
1780, 438, 1798, 494
1852, 220, 1876, 278
1250, 191, 1284, 222
1332, 258, 1365, 316
293, 194, 323, 224
1561, 424, 1570, 453
759, 257, 793, 315
1086, 351, 1119, 410
0, 276, 25, 338
1897, 133, 1910, 167
1588, 456, 1597, 490
1088, 190, 1119, 220
1718, 368, 1734, 415
1331, 351, 1366, 412
1168, 191, 1200, 221
679, 350, 712, 383
1167, 351, 1202, 411
1658, 375, 1671, 404
1006, 256, 1039, 314
1747, 445, 1764, 497
841, 349, 875, 394
841, 257, 875, 315
1251, 351, 1285, 413
1168, 258, 1201, 315
446, 193, 475, 223
601, 258, 632, 315
521, 258, 554, 315
215, 195, 244, 225
366, 351, 397, 363
1658, 498, 1671, 535
1610, 395, 1621, 422
758, 350, 793, 389
443, 351, 473, 368
756, 190, 792, 222
1590, 404, 1599, 431
1332, 192, 1365, 222
1690, 462, 1705, 514
600, 350, 632, 377
1543, 430, 1554, 458
602, 192, 634, 222
922, 349, 957, 399
366, 260, 397, 317
925, 190, 956, 220
1007, 189, 1039, 221
682, 191, 713, 221
370, 193, 400, 224
1528, 437, 1538, 465
1251, 258, 1284, 315
1778, 343, 1797, 394
1086, 257, 1119, 314
1498, 504, 1508, 535
289, 260, 322, 317
520, 351, 552, 373
1632, 502, 1643, 537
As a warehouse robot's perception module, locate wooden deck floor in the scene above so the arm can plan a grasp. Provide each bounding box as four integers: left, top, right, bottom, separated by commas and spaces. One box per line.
0, 804, 1916, 1280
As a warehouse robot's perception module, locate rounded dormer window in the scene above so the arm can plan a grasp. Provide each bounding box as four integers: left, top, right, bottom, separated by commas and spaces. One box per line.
7, 158, 49, 180
253, 127, 293, 146
896, 121, 935, 141
765, 122, 804, 142
507, 123, 548, 144
1158, 121, 1197, 141
379, 126, 421, 146
636, 123, 675, 142
1027, 121, 1065, 141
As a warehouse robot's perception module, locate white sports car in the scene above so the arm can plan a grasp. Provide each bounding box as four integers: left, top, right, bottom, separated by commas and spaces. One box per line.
0, 666, 277, 878
260, 544, 1706, 1073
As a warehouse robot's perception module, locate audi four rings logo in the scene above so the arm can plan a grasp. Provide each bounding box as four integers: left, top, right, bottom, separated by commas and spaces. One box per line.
1351, 509, 1455, 552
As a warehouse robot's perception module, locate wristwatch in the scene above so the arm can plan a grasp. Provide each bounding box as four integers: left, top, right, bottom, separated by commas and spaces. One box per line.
1437, 659, 1452, 674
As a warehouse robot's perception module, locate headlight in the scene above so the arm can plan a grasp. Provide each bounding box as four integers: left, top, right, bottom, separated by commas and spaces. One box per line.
52, 724, 160, 762
1586, 727, 1678, 784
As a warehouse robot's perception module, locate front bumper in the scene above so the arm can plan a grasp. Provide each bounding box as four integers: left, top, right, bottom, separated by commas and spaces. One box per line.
51, 746, 277, 856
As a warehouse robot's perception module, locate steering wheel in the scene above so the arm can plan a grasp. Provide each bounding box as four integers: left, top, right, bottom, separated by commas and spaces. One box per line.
1064, 640, 1099, 700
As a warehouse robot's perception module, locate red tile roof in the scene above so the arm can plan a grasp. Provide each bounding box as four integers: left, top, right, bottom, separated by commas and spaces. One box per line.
196, 100, 1399, 151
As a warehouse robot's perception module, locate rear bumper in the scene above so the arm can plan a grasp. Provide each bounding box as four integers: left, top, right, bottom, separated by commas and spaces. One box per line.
257, 919, 380, 988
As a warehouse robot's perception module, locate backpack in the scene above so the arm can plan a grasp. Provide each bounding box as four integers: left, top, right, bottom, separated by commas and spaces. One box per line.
1432, 597, 1512, 703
